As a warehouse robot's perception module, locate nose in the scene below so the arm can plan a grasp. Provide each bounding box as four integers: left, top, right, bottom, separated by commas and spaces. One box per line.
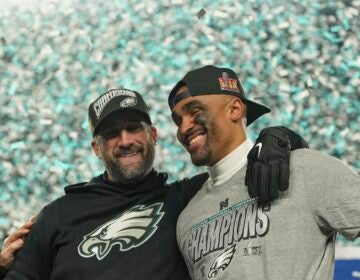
177, 115, 195, 137
117, 130, 134, 147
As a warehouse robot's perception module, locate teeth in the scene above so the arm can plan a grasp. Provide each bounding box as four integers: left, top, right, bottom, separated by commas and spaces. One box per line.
189, 135, 203, 145
121, 152, 137, 157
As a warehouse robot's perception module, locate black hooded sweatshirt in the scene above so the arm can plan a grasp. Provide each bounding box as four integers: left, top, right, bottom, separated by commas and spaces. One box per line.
4, 170, 208, 280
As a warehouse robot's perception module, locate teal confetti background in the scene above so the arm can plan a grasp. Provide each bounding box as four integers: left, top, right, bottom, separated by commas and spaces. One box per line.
0, 0, 359, 258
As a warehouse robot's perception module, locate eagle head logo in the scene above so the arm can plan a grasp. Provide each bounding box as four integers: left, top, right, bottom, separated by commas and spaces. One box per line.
78, 203, 164, 260
208, 244, 237, 278
120, 96, 137, 108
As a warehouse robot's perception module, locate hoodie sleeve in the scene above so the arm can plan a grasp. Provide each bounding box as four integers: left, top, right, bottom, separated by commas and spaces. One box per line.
0, 266, 8, 280
176, 173, 209, 207
5, 201, 60, 280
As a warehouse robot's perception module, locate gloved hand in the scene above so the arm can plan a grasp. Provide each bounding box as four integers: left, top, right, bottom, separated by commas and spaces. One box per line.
245, 126, 309, 202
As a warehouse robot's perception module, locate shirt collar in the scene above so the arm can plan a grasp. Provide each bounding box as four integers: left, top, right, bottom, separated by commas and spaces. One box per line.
207, 139, 253, 186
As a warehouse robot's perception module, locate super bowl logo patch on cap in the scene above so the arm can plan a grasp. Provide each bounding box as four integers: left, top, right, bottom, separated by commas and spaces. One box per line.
120, 96, 137, 108
218, 72, 240, 93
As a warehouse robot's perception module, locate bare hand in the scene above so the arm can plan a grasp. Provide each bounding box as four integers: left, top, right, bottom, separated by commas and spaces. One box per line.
0, 218, 35, 270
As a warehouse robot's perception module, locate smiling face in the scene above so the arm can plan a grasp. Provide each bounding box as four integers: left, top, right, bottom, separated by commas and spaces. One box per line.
171, 86, 246, 167
91, 111, 157, 184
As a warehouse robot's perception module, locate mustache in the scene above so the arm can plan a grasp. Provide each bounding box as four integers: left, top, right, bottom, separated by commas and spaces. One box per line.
114, 145, 143, 157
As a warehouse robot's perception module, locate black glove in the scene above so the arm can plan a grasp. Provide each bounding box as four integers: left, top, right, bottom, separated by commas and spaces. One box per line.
245, 126, 309, 203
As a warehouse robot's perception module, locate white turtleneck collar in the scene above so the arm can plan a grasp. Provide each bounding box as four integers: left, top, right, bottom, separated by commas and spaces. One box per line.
207, 139, 253, 187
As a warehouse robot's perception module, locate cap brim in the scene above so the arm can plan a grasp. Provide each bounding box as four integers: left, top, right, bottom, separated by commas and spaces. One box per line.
241, 98, 271, 126
169, 77, 270, 125
93, 108, 152, 135
168, 80, 186, 109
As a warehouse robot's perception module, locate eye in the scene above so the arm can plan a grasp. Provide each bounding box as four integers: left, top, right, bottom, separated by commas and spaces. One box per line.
172, 116, 182, 127
191, 108, 202, 115
99, 228, 107, 238
101, 128, 120, 139
171, 113, 182, 127
125, 122, 143, 132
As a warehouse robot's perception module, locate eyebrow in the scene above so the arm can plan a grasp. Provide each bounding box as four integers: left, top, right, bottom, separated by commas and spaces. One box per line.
99, 120, 146, 133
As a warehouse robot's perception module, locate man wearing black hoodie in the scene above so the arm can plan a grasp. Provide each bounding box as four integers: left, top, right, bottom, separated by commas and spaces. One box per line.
2, 88, 307, 279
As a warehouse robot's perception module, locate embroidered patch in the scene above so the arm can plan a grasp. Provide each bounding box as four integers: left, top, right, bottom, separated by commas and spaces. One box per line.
218, 72, 240, 93
120, 96, 137, 108
93, 89, 137, 119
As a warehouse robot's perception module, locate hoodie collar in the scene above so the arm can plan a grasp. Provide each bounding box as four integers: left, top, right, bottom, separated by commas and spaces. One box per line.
65, 169, 168, 197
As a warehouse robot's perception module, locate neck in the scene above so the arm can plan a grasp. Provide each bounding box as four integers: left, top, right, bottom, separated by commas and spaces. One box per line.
105, 169, 152, 185
207, 139, 253, 186
219, 124, 247, 163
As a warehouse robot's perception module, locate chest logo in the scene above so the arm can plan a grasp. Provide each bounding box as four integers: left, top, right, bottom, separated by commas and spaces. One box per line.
78, 203, 164, 260
220, 198, 229, 210
208, 244, 237, 278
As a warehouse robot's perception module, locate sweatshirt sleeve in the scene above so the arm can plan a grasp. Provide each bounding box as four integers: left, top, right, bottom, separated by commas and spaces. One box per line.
0, 266, 8, 280
298, 149, 360, 241
5, 201, 59, 280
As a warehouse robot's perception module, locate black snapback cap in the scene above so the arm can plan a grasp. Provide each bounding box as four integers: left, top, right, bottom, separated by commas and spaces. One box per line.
168, 65, 271, 126
88, 88, 151, 135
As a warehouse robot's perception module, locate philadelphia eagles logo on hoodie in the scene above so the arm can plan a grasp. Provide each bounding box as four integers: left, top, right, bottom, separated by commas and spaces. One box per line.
78, 203, 164, 260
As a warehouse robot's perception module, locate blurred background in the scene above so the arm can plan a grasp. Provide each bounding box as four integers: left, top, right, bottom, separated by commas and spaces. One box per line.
0, 0, 359, 278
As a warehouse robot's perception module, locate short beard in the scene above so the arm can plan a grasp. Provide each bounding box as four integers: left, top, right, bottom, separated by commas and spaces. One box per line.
190, 145, 213, 166
111, 144, 154, 184
98, 137, 155, 184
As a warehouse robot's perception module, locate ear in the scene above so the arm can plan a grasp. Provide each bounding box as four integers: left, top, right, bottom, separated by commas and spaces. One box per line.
228, 98, 244, 122
91, 139, 101, 158
149, 126, 158, 144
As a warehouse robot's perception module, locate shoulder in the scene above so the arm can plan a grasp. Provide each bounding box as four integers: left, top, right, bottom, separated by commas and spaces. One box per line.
182, 173, 209, 186
38, 189, 77, 220
169, 173, 208, 189
167, 173, 209, 206
64, 181, 88, 194
292, 148, 356, 172
290, 148, 359, 186
292, 148, 332, 162
36, 197, 63, 221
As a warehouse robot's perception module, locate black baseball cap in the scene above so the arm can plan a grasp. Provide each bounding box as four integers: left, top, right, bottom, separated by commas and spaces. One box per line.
88, 88, 152, 135
168, 65, 271, 126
